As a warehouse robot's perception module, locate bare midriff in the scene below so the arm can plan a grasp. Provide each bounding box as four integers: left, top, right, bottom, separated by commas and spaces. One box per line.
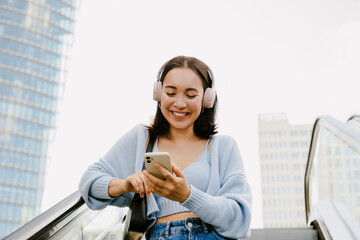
156, 212, 199, 223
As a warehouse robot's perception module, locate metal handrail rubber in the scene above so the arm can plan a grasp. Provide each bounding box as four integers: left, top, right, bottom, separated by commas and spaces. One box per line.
3, 191, 88, 240
310, 218, 331, 240
304, 117, 321, 223
347, 115, 360, 122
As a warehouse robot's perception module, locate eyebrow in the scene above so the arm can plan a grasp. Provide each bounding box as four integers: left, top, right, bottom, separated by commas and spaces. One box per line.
164, 85, 200, 92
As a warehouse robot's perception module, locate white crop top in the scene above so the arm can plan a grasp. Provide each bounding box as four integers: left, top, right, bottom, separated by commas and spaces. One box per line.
153, 138, 211, 218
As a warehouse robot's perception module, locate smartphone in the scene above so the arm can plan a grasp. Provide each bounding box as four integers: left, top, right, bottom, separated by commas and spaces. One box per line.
144, 152, 172, 180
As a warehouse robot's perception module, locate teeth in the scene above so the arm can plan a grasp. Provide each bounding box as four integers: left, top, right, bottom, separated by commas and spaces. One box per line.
173, 112, 186, 117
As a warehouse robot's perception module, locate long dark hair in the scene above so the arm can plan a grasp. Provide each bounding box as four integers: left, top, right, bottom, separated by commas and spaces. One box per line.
147, 56, 217, 139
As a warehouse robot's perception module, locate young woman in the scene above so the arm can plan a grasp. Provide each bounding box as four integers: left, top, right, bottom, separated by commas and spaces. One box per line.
79, 56, 252, 239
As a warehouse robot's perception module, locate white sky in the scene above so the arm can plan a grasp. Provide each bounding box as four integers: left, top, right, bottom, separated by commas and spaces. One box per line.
42, 0, 360, 229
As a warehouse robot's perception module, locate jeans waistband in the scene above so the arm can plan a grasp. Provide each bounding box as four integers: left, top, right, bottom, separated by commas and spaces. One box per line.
147, 217, 213, 238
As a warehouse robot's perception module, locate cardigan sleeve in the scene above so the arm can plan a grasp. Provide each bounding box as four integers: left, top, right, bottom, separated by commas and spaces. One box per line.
78, 124, 148, 210
181, 135, 252, 239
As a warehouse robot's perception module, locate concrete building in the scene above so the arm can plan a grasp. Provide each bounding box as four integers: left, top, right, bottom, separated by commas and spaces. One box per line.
258, 113, 313, 228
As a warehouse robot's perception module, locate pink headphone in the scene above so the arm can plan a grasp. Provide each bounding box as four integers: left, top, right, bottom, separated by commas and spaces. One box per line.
153, 68, 217, 108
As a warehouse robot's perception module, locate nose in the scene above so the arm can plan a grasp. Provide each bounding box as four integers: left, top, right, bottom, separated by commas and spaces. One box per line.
174, 95, 186, 108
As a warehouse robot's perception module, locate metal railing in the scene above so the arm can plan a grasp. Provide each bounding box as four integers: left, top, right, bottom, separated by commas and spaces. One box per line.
3, 191, 91, 239
4, 191, 126, 240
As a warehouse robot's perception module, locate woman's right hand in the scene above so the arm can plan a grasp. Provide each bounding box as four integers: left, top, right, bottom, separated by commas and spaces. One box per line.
108, 171, 151, 198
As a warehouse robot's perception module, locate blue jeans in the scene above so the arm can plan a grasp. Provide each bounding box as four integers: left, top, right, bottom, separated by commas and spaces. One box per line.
146, 218, 234, 240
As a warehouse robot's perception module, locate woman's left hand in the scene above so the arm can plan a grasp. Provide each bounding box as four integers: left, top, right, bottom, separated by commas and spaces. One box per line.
143, 164, 190, 203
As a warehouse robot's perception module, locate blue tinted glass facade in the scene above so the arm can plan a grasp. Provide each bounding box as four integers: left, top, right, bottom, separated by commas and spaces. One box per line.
0, 0, 77, 237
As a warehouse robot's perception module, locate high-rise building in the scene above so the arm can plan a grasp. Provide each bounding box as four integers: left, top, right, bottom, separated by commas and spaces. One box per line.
258, 113, 313, 228
0, 0, 77, 237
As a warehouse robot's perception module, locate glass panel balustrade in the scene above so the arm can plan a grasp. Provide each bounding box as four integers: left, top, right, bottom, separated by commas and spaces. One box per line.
306, 116, 360, 239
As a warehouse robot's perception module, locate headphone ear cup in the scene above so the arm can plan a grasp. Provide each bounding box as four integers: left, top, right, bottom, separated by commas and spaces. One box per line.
153, 81, 162, 102
203, 88, 216, 108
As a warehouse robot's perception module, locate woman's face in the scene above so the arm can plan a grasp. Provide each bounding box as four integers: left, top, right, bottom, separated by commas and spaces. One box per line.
160, 67, 204, 133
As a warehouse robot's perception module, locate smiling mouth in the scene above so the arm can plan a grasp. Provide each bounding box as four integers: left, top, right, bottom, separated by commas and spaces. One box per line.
171, 111, 189, 117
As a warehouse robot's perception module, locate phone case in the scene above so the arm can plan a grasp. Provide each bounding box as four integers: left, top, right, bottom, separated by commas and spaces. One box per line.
144, 152, 172, 180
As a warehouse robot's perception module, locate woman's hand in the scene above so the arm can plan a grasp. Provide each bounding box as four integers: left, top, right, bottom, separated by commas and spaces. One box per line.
108, 171, 151, 198
143, 164, 191, 203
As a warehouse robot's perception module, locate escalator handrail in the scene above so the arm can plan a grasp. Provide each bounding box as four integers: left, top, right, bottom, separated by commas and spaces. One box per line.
304, 115, 360, 222
3, 191, 87, 240
347, 115, 360, 122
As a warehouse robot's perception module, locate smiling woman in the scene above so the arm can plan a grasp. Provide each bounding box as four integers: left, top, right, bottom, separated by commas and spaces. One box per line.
150, 56, 217, 139
79, 56, 252, 239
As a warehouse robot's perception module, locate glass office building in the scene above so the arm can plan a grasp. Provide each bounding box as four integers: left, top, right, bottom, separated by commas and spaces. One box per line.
0, 0, 77, 237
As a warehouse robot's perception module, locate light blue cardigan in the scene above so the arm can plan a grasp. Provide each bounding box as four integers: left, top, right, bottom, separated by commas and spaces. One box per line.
79, 124, 252, 238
